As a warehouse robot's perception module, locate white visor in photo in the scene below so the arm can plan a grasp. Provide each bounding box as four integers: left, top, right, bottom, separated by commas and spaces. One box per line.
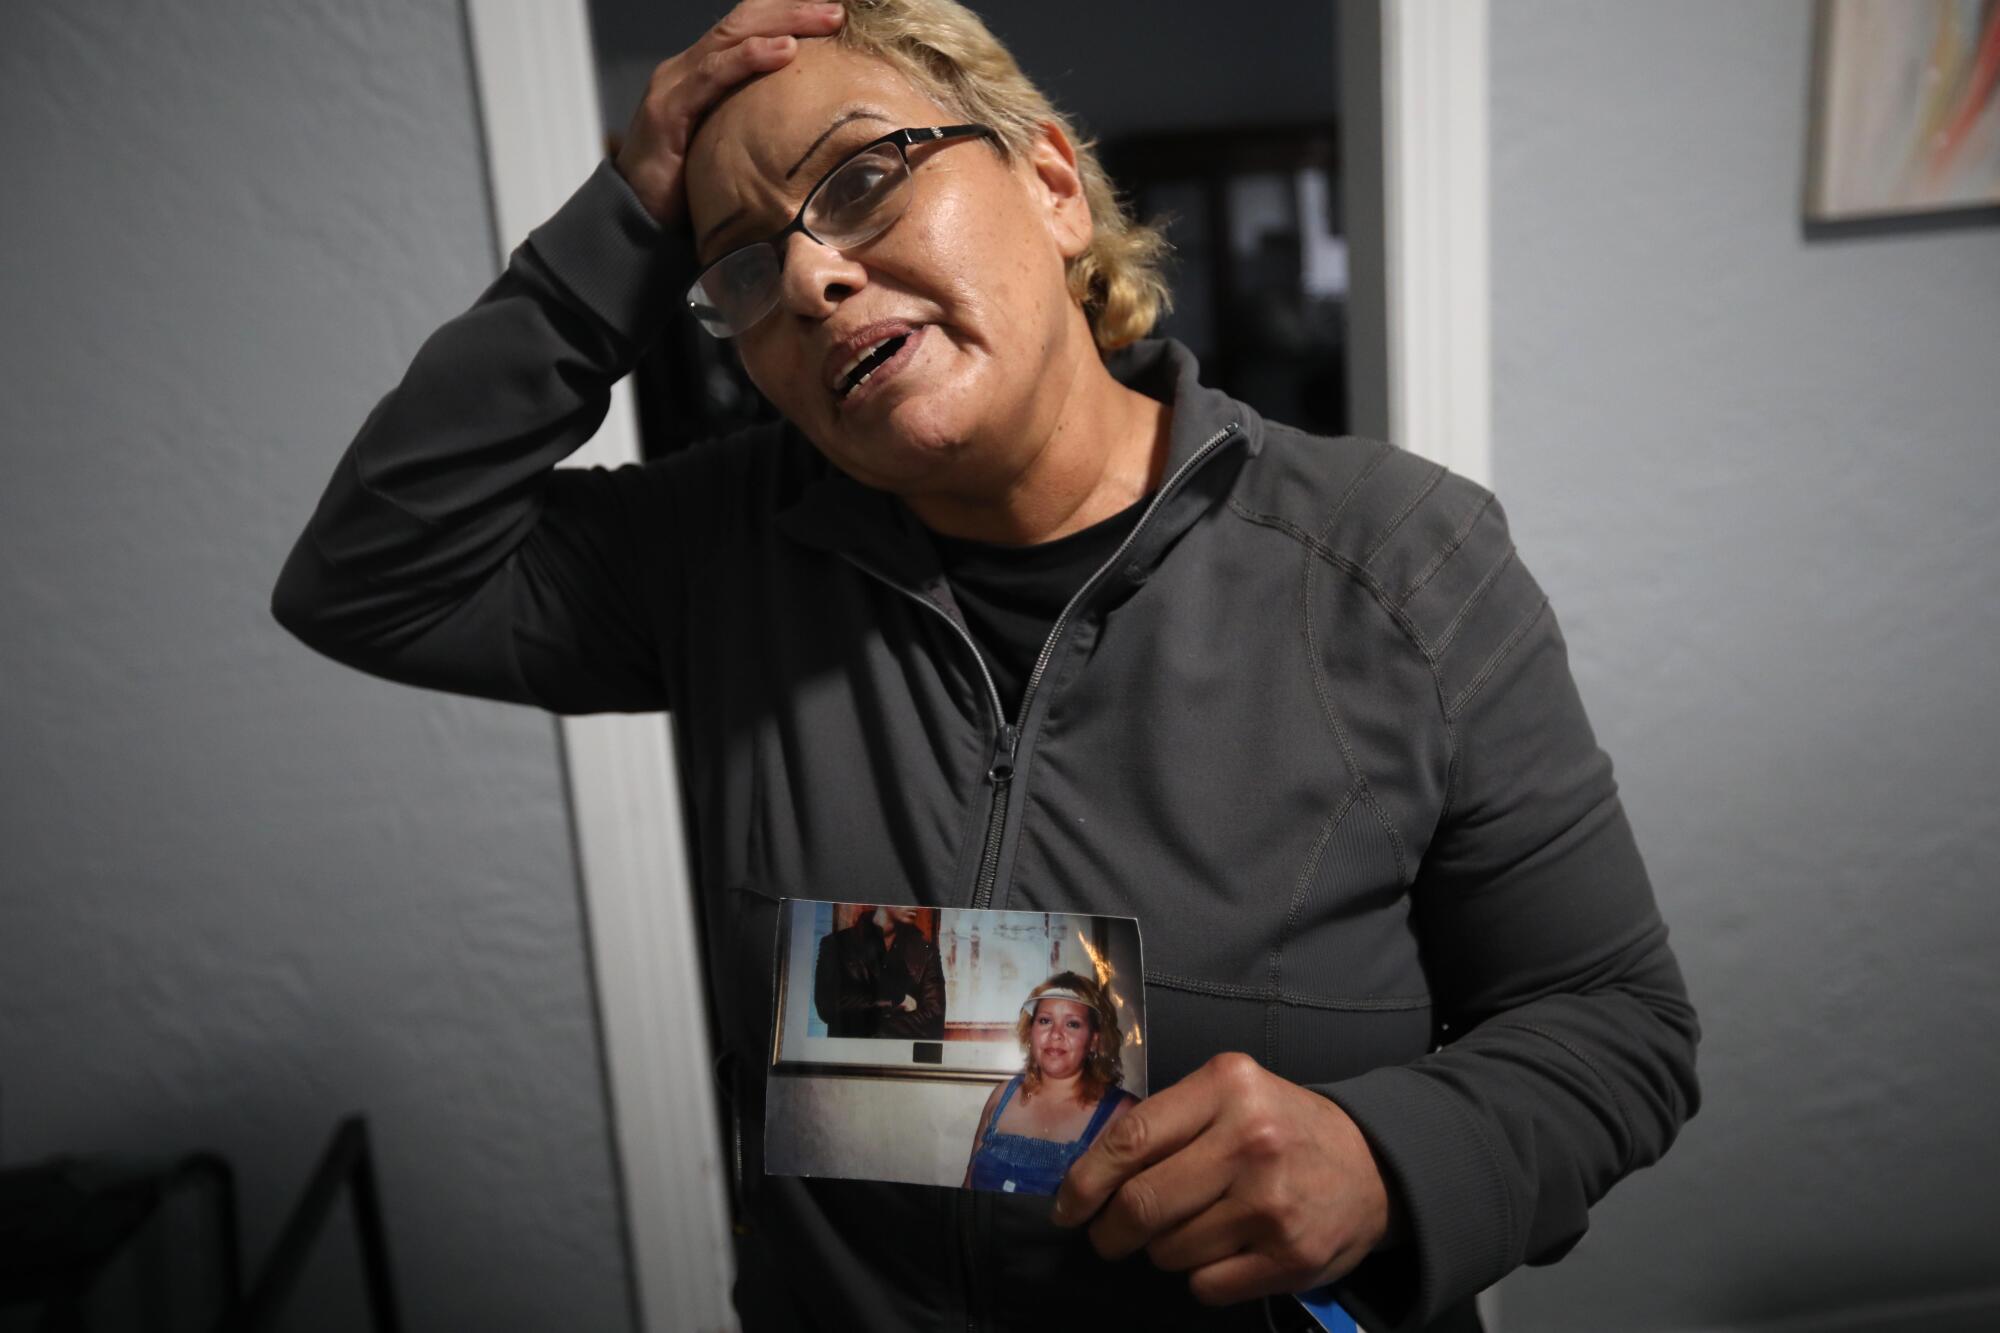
1020, 988, 1094, 1017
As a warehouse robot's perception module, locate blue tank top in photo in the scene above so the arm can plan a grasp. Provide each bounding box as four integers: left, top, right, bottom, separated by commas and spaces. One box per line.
966, 1075, 1136, 1196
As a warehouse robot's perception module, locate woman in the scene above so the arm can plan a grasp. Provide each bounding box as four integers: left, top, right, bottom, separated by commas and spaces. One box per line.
964, 972, 1138, 1196
272, 1, 1698, 1329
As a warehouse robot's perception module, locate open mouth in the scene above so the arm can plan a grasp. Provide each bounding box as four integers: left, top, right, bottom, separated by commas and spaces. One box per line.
835, 327, 924, 405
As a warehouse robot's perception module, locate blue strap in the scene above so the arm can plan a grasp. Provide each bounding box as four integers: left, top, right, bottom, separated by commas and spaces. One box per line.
983, 1075, 1021, 1141
1078, 1085, 1125, 1144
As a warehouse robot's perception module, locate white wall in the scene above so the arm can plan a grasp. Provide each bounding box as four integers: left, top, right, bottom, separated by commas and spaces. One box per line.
0, 2, 631, 1327
1487, 4, 2000, 1330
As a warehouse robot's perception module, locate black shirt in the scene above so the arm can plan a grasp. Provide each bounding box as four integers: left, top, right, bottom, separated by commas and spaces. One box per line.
929, 494, 1150, 721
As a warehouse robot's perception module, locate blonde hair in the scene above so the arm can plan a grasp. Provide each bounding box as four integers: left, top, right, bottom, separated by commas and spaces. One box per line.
834, 0, 1170, 350
1014, 971, 1125, 1104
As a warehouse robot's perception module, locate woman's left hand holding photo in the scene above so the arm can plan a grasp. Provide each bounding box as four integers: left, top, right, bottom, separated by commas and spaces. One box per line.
613, 0, 848, 225
1050, 1052, 1397, 1306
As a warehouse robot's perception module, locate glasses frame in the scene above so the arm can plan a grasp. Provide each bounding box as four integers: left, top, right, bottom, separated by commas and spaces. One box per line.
685, 123, 998, 339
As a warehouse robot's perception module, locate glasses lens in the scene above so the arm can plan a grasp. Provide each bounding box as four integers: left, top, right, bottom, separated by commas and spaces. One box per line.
806, 144, 910, 246
687, 243, 781, 338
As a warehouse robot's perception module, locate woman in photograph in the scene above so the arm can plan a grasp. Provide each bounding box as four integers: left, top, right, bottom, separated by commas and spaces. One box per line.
962, 972, 1137, 1196
271, 0, 1699, 1327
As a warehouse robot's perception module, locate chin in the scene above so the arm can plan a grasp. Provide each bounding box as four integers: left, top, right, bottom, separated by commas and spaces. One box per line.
824, 399, 984, 489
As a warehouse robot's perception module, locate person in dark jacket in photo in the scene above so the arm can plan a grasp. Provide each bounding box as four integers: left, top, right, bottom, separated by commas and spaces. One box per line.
271, 1, 1700, 1329
812, 904, 946, 1038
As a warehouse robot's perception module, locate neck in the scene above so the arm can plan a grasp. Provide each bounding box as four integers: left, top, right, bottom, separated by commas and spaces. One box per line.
903, 323, 1171, 546
1034, 1070, 1085, 1104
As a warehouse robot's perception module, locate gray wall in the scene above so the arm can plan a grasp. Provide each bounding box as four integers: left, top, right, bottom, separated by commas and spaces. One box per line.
0, 2, 631, 1328
1487, 4, 2000, 1331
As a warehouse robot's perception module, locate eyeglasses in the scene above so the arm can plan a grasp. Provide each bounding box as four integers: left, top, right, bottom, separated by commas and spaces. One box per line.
685, 123, 997, 339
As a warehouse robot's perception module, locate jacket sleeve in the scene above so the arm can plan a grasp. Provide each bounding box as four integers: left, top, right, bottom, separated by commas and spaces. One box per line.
270, 159, 696, 714
814, 934, 842, 1028
1318, 498, 1701, 1332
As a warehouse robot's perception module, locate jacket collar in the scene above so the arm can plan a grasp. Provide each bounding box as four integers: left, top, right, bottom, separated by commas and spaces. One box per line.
776, 338, 1261, 592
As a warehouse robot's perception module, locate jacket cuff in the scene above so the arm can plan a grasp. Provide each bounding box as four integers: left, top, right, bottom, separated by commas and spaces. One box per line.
524, 158, 693, 348
1314, 1066, 1516, 1332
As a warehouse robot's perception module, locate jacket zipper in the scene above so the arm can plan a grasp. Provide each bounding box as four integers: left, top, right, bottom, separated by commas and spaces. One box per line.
980, 419, 1240, 911
851, 420, 1239, 1333
852, 419, 1242, 912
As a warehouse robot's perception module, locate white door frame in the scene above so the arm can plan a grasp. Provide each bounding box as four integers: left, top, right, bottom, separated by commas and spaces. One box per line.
1343, 0, 1493, 489
462, 4, 736, 1331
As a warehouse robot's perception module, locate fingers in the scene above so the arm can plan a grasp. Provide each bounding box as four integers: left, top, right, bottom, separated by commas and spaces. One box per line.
1138, 1194, 1258, 1272
1051, 1068, 1227, 1227
690, 0, 846, 96
1186, 1250, 1296, 1307
1050, 1055, 1390, 1312
655, 0, 841, 116
680, 34, 798, 115
616, 2, 843, 220
1187, 1236, 1369, 1308
1081, 1131, 1233, 1261
702, 0, 845, 52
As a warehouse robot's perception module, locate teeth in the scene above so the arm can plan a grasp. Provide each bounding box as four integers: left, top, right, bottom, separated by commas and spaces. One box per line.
837, 338, 891, 390
835, 332, 907, 398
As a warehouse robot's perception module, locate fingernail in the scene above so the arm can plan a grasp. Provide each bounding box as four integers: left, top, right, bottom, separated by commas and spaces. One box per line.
1049, 1197, 1069, 1224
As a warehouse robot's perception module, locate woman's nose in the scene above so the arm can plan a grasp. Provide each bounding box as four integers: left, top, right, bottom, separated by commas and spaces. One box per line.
776, 229, 868, 319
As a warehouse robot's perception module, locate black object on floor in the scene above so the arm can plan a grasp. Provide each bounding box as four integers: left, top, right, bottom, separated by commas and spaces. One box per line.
0, 1149, 239, 1331
0, 1114, 400, 1333
220, 1116, 400, 1333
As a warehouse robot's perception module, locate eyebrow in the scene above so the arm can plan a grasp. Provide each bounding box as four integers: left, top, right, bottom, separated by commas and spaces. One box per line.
785, 107, 893, 179
694, 107, 897, 256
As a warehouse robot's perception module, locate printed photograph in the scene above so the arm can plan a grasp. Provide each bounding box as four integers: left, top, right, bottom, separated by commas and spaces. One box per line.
765, 900, 1145, 1194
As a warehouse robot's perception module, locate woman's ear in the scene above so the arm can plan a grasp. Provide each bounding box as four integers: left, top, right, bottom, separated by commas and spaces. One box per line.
1026, 121, 1092, 261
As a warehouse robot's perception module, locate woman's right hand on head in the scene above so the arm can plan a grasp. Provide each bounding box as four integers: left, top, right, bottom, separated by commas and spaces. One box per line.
613, 0, 845, 226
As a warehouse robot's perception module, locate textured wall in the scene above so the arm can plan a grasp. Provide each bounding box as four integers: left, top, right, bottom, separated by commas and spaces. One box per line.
0, 2, 631, 1329
1487, 3, 2000, 1331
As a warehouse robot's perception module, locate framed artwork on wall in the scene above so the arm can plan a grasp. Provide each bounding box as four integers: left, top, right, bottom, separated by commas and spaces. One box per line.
1806, 0, 2000, 223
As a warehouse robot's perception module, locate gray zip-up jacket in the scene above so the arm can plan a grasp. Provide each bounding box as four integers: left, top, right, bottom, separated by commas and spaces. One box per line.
273, 161, 1699, 1333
